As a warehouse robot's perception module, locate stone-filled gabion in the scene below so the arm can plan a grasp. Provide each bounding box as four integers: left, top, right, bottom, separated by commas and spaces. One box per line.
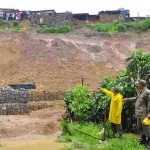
8, 82, 36, 90
0, 88, 29, 115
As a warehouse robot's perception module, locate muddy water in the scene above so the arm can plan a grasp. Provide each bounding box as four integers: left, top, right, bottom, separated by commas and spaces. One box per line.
0, 137, 64, 150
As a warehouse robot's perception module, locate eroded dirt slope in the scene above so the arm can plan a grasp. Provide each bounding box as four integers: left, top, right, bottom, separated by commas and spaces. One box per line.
0, 31, 150, 91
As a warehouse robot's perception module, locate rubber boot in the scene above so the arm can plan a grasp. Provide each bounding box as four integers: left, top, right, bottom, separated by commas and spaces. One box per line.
111, 132, 116, 138
140, 134, 147, 145
119, 134, 123, 139
146, 138, 150, 149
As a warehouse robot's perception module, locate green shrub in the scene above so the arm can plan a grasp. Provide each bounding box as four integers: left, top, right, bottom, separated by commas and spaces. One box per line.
64, 85, 94, 122
0, 20, 21, 31
60, 120, 72, 136
117, 23, 127, 32
137, 19, 150, 33
38, 25, 71, 34
124, 22, 137, 28
0, 25, 6, 30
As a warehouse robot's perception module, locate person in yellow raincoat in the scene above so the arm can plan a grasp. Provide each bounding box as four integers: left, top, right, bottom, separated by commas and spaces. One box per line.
99, 87, 123, 137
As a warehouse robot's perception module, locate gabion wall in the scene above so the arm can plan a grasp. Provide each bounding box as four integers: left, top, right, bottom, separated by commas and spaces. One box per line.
0, 87, 65, 115
0, 88, 29, 115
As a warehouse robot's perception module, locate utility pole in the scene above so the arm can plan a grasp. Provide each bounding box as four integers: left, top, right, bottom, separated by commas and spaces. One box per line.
138, 12, 139, 21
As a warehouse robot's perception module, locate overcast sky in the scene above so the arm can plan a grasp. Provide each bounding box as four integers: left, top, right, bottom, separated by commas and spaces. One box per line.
0, 0, 149, 17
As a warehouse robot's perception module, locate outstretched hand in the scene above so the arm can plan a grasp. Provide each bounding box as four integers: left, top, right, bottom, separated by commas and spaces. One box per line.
148, 113, 150, 120
97, 87, 102, 91
123, 98, 129, 103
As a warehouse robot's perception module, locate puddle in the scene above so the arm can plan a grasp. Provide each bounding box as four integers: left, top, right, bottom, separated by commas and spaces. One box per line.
0, 137, 64, 150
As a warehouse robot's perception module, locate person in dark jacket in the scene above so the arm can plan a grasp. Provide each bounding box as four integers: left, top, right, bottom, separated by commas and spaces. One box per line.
124, 80, 150, 148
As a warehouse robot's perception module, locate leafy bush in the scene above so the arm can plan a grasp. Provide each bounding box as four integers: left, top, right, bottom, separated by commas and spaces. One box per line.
0, 20, 21, 31
88, 20, 121, 36
126, 49, 150, 87
61, 120, 72, 136
117, 23, 127, 32
64, 85, 94, 122
137, 19, 150, 33
38, 25, 71, 34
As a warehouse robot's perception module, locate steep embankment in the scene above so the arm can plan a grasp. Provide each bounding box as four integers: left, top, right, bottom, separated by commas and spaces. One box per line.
0, 31, 150, 91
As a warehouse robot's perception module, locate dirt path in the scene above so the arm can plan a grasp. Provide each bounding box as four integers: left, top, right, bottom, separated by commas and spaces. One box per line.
0, 100, 65, 139
0, 100, 65, 149
0, 92, 65, 149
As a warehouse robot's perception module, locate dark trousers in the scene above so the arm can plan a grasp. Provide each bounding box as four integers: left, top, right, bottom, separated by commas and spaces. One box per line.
111, 123, 123, 135
137, 118, 145, 135
137, 118, 150, 138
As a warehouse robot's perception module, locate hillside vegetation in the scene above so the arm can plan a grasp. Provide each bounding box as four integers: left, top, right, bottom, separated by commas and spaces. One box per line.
0, 18, 150, 34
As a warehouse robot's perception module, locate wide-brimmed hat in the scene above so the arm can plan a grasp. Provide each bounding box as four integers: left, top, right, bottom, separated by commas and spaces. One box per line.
137, 79, 147, 87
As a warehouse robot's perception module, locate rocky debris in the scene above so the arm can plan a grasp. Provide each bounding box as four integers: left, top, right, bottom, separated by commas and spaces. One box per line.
86, 44, 102, 53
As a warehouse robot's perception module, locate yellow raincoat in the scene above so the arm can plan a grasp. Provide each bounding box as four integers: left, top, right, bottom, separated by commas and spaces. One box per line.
102, 88, 123, 124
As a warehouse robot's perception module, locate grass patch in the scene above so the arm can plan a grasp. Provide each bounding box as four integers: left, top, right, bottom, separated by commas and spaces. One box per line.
0, 20, 22, 32
59, 121, 112, 149
60, 121, 103, 144
100, 134, 145, 150
60, 121, 145, 150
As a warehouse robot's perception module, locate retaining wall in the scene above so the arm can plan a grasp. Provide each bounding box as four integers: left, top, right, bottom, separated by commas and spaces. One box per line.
0, 88, 64, 115
28, 90, 64, 101
0, 88, 29, 115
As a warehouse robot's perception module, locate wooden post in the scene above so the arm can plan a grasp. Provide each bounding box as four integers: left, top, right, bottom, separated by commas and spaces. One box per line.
103, 106, 107, 140
82, 78, 84, 86
43, 91, 45, 100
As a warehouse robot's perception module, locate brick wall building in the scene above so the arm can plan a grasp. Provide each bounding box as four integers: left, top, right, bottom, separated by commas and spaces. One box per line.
99, 10, 129, 23
29, 10, 72, 26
